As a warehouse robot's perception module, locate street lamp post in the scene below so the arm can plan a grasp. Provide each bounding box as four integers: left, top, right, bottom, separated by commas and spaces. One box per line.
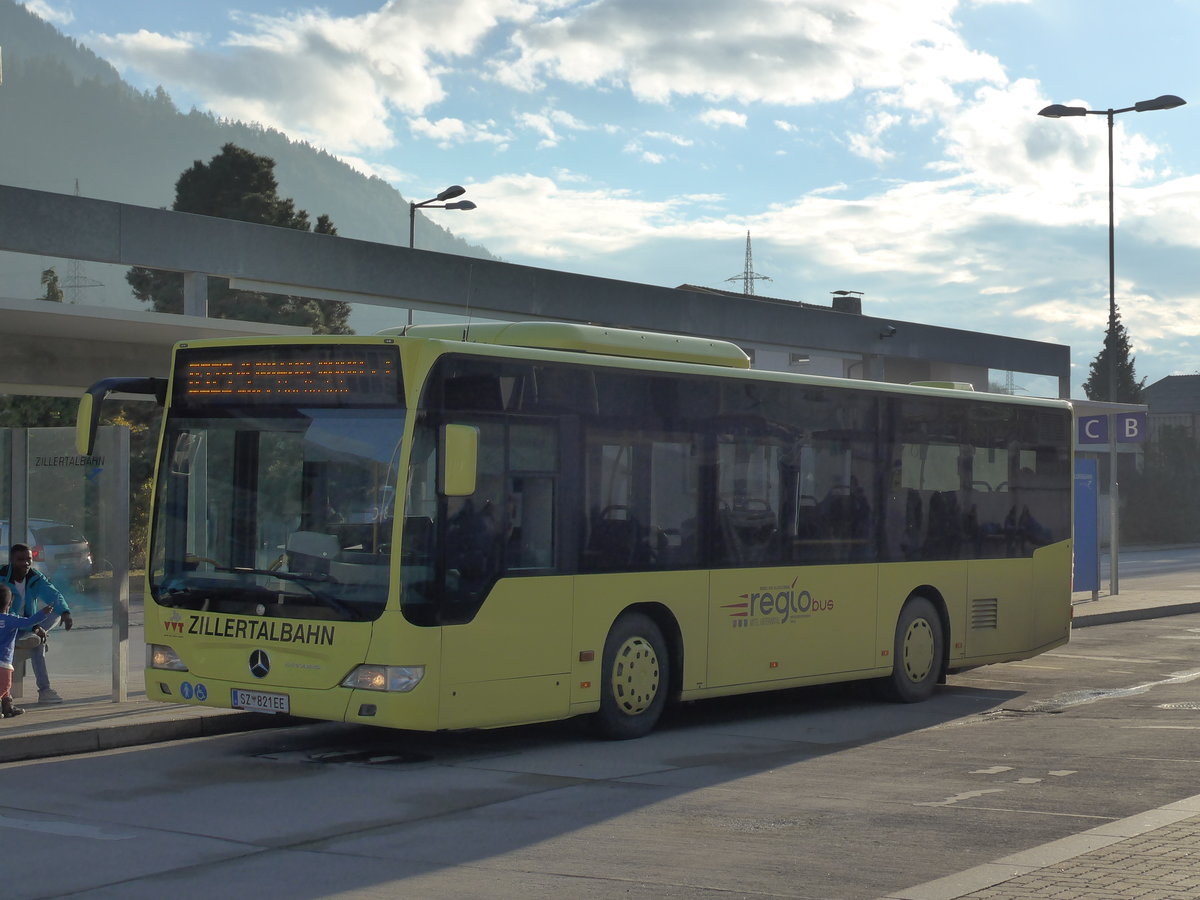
1039, 94, 1185, 597
408, 184, 477, 249
1037, 94, 1186, 403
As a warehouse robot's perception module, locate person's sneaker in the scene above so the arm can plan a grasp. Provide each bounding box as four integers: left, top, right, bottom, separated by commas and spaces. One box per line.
37, 688, 64, 704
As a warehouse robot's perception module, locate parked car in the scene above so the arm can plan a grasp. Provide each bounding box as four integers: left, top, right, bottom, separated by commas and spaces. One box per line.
0, 519, 94, 591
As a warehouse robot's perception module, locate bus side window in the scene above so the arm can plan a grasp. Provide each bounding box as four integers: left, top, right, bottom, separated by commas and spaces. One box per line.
445, 495, 502, 592
507, 475, 555, 569
401, 516, 435, 563
506, 422, 558, 571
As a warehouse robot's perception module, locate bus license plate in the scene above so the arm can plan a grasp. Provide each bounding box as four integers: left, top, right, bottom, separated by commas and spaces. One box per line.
231, 689, 290, 714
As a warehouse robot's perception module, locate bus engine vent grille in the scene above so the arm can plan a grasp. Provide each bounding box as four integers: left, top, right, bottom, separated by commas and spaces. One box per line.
971, 597, 999, 630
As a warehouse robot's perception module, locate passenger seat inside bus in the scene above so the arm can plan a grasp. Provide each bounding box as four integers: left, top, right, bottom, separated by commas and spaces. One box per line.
584, 506, 646, 569
286, 531, 339, 576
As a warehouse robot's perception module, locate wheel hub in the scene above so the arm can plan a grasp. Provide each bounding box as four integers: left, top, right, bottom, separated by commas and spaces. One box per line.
611, 636, 661, 716
902, 618, 935, 683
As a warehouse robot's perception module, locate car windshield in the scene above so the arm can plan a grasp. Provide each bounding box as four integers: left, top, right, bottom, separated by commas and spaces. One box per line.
149, 407, 405, 622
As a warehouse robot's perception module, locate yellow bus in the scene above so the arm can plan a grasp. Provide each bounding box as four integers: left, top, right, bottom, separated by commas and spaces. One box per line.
77, 321, 1073, 739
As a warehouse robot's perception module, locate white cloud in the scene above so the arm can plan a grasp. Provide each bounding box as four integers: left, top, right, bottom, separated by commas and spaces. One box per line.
95, 28, 198, 53
87, 1, 539, 152
519, 112, 562, 147
517, 107, 591, 147
644, 131, 694, 146
497, 0, 1005, 111
439, 172, 716, 258
333, 154, 415, 186
699, 108, 747, 128
409, 116, 511, 149
22, 0, 72, 25
622, 139, 669, 163
846, 110, 901, 163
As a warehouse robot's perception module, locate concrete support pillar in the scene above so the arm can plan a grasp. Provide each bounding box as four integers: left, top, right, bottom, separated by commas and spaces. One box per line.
8, 428, 27, 544
183, 272, 207, 318
108, 426, 130, 702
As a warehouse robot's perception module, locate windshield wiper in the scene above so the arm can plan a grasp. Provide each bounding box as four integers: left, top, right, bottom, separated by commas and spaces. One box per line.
155, 583, 261, 607
213, 567, 362, 619
220, 566, 329, 583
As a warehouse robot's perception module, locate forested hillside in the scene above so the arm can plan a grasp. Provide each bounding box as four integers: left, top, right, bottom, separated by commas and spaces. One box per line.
0, 0, 493, 263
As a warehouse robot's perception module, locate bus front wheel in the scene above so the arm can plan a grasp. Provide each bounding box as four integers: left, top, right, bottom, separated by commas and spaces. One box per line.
594, 612, 669, 740
880, 596, 943, 703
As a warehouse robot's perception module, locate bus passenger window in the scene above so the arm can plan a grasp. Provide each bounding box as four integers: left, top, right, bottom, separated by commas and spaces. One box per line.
717, 438, 782, 565
445, 496, 502, 592
507, 476, 555, 569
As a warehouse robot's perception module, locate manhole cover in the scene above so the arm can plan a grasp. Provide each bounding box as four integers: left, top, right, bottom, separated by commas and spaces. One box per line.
1158, 702, 1200, 710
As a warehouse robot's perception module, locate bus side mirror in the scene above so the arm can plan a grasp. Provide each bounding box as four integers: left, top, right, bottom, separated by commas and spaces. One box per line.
76, 393, 100, 456
76, 376, 168, 456
440, 424, 478, 497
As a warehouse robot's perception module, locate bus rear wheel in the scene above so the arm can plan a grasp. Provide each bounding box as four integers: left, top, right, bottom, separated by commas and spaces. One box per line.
594, 612, 669, 740
880, 596, 943, 703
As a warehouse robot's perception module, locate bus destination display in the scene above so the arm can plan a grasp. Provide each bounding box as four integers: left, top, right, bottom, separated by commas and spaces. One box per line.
174, 345, 401, 407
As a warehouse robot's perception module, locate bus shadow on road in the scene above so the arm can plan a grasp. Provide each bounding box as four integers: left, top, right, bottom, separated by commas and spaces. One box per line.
241, 677, 1023, 767
14, 680, 1028, 900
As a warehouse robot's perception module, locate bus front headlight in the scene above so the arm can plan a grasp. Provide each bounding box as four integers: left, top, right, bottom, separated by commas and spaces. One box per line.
341, 665, 425, 693
148, 644, 188, 671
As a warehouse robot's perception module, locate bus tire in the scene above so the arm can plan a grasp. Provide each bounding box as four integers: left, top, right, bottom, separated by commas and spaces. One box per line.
880, 596, 943, 703
594, 612, 669, 740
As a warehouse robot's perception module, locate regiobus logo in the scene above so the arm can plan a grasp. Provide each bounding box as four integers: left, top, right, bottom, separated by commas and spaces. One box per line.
722, 577, 833, 627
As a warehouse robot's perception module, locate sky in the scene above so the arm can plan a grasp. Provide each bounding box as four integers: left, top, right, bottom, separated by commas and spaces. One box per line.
20, 0, 1200, 398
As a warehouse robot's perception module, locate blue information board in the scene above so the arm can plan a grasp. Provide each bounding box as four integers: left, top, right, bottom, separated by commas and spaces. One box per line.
1073, 459, 1099, 593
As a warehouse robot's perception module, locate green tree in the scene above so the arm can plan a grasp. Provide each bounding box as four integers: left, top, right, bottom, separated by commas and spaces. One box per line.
1123, 426, 1200, 543
126, 143, 352, 334
0, 395, 75, 428
40, 267, 63, 302
1082, 304, 1145, 402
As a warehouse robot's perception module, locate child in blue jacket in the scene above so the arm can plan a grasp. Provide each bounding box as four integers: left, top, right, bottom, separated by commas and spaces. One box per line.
0, 584, 55, 719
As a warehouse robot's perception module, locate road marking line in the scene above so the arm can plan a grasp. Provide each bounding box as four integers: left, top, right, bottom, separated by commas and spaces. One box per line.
0, 813, 135, 840
1124, 725, 1200, 730
1009, 664, 1064, 670
1021, 668, 1200, 713
916, 789, 1005, 807
970, 766, 1013, 774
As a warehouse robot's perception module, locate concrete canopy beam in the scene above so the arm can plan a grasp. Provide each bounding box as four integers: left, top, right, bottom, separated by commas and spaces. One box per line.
0, 183, 1072, 397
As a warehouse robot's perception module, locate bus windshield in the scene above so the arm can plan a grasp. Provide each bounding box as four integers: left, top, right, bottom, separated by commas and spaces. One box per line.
148, 407, 406, 622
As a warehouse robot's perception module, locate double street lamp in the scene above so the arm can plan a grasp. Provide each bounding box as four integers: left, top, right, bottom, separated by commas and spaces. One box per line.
1040, 94, 1185, 596
1037, 94, 1186, 402
409, 184, 476, 248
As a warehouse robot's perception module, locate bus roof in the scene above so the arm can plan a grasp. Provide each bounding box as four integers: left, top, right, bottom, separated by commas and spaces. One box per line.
386, 321, 752, 370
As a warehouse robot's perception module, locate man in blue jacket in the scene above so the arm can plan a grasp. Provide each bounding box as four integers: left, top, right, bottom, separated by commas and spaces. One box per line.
1, 543, 73, 704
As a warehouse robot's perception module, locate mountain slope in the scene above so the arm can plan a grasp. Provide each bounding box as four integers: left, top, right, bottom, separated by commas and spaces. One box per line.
0, 0, 493, 259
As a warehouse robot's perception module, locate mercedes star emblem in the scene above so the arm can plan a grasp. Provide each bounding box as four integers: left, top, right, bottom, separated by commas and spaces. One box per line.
249, 649, 270, 679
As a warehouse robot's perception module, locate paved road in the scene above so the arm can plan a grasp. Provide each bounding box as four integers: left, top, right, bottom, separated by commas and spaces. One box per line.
1104, 545, 1200, 582
5, 608, 1200, 900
